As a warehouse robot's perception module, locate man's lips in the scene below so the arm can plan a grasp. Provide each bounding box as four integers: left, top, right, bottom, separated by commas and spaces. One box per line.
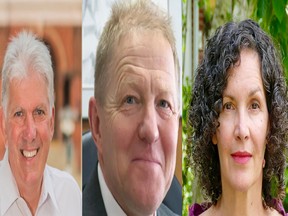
231, 151, 252, 164
20, 148, 40, 158
132, 157, 161, 167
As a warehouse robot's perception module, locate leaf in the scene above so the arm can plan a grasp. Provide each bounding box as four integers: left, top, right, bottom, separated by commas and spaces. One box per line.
283, 57, 288, 83
272, 0, 286, 22
269, 16, 280, 36
256, 0, 265, 18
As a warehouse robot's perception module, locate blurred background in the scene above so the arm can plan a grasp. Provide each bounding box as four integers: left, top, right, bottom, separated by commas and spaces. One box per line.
182, 0, 288, 215
0, 0, 82, 187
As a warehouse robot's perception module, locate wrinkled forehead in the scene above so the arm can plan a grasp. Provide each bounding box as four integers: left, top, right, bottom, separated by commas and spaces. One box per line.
7, 72, 49, 103
7, 70, 48, 92
108, 30, 176, 78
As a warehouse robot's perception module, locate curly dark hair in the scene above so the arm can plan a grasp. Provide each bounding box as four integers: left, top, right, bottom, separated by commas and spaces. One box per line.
189, 19, 288, 209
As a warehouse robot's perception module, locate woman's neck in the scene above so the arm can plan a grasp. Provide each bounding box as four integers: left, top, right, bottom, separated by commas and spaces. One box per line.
216, 190, 264, 216
215, 177, 266, 216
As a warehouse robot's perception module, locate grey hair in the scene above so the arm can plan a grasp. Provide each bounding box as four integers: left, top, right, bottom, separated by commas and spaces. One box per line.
95, 0, 180, 109
189, 19, 288, 209
1, 31, 54, 116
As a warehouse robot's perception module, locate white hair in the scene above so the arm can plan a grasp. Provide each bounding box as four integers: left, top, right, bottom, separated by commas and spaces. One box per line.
1, 30, 54, 116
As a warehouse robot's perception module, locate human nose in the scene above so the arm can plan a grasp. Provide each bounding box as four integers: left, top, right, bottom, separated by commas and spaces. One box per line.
23, 114, 36, 142
234, 109, 249, 141
138, 104, 159, 144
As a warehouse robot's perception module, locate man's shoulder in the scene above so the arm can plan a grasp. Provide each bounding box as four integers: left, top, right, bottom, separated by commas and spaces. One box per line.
83, 164, 107, 215
158, 203, 179, 216
44, 165, 81, 215
46, 165, 75, 180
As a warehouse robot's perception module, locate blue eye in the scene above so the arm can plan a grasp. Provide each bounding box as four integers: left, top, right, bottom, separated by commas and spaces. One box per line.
125, 96, 136, 104
157, 99, 175, 119
159, 100, 170, 109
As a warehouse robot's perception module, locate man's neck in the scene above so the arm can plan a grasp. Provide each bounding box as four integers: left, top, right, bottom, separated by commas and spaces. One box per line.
98, 163, 156, 216
19, 179, 42, 215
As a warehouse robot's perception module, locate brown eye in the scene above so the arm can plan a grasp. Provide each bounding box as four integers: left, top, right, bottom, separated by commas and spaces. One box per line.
33, 108, 46, 122
14, 111, 23, 117
223, 102, 233, 110
12, 110, 26, 125
251, 102, 260, 110
35, 109, 45, 115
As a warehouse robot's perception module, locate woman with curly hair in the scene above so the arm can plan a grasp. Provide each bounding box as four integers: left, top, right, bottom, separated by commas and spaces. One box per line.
189, 19, 288, 215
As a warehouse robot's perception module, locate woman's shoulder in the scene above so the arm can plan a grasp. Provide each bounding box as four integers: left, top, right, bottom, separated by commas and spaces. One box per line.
189, 202, 212, 216
272, 199, 287, 216
189, 200, 287, 216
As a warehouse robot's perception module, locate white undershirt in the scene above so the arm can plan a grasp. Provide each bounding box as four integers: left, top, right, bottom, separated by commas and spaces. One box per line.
98, 163, 127, 216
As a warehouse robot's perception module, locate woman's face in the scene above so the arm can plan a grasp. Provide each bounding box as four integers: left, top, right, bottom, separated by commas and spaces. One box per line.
212, 49, 269, 192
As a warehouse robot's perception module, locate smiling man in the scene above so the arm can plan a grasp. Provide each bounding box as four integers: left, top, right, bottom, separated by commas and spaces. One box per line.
0, 31, 81, 216
83, 0, 180, 216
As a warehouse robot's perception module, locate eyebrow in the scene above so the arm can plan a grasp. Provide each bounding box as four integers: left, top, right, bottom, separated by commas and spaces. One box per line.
120, 76, 144, 91
246, 87, 263, 98
223, 87, 263, 100
120, 77, 174, 96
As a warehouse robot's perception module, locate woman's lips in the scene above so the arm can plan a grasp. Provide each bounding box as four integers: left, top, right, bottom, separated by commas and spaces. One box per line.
231, 151, 252, 164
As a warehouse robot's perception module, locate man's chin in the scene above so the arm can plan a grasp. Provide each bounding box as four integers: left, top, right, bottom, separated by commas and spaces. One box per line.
124, 187, 165, 216
124, 201, 161, 216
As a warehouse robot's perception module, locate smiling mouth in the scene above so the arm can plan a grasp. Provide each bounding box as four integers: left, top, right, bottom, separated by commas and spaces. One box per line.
20, 148, 40, 158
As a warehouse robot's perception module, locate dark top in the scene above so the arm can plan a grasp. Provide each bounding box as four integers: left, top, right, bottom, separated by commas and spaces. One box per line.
83, 163, 178, 216
82, 131, 182, 215
189, 200, 287, 216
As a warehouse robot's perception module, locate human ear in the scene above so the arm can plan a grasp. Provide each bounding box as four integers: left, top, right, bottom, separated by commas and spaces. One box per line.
212, 134, 217, 145
88, 97, 103, 157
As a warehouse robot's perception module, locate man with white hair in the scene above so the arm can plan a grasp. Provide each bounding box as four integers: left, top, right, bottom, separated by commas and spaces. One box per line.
0, 31, 81, 216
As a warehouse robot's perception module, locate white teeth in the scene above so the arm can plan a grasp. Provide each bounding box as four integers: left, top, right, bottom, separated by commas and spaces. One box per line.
23, 150, 37, 158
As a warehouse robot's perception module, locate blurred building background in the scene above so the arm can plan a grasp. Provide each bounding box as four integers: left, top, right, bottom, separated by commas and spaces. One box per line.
0, 0, 82, 186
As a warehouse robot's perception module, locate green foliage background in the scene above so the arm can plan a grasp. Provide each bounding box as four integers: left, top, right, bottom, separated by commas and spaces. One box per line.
182, 0, 288, 215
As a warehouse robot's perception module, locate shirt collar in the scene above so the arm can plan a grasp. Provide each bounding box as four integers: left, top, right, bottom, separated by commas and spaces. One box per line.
98, 163, 127, 216
98, 164, 157, 216
38, 165, 60, 212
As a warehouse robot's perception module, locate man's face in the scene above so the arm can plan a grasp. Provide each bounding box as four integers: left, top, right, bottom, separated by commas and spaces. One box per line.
89, 31, 179, 215
3, 72, 54, 188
